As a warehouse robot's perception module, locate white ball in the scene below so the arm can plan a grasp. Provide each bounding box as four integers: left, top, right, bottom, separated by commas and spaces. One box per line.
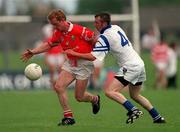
24, 63, 42, 81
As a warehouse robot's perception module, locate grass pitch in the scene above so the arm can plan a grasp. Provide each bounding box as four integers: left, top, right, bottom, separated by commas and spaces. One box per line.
0, 89, 180, 132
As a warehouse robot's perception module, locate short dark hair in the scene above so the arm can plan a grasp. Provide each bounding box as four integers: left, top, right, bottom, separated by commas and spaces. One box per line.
95, 12, 111, 25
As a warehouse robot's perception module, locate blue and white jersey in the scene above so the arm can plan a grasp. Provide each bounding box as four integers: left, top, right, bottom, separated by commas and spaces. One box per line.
91, 25, 144, 67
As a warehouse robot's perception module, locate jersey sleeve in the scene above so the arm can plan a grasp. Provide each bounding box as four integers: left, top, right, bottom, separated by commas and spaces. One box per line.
80, 27, 94, 41
91, 35, 110, 61
47, 30, 62, 47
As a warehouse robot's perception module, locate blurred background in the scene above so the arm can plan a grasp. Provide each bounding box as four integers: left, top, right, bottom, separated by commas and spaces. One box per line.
0, 0, 179, 90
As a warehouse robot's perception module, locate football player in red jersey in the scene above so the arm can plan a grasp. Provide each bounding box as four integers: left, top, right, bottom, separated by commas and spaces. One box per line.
21, 9, 100, 126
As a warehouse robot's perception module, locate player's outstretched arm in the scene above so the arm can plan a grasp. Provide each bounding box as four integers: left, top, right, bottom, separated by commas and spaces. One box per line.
21, 49, 34, 62
21, 42, 52, 62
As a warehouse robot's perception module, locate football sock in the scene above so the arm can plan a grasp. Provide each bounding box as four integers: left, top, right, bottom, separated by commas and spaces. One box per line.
149, 108, 161, 120
123, 100, 136, 112
64, 110, 73, 118
91, 95, 98, 103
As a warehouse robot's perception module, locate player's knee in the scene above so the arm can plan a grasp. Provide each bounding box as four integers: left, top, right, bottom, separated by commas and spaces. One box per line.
54, 83, 65, 94
75, 95, 83, 102
130, 94, 139, 101
104, 89, 111, 98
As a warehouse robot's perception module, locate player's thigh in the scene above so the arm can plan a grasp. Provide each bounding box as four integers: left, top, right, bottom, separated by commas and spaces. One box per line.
74, 79, 88, 97
56, 70, 75, 89
104, 78, 125, 93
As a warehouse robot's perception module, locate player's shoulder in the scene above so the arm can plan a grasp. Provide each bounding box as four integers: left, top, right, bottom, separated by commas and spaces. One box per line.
74, 24, 92, 32
112, 24, 120, 28
73, 23, 83, 30
73, 23, 84, 30
111, 25, 125, 33
53, 29, 62, 36
103, 25, 120, 34
101, 26, 117, 39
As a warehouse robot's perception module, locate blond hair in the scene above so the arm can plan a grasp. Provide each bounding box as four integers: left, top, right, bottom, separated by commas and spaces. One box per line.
47, 9, 66, 21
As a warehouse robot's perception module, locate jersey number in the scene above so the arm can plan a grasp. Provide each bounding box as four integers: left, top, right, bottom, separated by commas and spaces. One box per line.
117, 31, 129, 47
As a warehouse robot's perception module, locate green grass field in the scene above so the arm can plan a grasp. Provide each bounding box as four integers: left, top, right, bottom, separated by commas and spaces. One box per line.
0, 51, 179, 131
0, 90, 180, 132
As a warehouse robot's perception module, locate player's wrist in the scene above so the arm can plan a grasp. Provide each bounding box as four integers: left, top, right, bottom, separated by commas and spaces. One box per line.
27, 49, 34, 55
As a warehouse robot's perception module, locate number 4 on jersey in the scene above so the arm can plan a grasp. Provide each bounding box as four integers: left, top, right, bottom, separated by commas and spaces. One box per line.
117, 31, 129, 47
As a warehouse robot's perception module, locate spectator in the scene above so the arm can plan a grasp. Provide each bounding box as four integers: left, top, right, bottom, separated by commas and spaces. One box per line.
166, 42, 178, 89
151, 36, 169, 89
42, 24, 66, 86
141, 28, 159, 52
44, 44, 65, 86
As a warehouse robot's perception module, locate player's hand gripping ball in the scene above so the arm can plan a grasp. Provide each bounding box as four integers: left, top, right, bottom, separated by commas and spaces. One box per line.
24, 63, 42, 81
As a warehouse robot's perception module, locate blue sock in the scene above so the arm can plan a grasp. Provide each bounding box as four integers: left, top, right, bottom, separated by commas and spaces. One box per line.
123, 100, 136, 112
149, 108, 161, 120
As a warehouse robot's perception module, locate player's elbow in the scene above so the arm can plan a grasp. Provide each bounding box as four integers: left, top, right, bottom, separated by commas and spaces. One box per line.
89, 57, 96, 61
88, 55, 96, 61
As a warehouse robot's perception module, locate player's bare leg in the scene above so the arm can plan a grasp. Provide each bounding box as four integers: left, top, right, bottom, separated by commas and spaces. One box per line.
129, 84, 153, 110
159, 70, 167, 88
75, 79, 100, 114
155, 69, 167, 89
75, 79, 93, 102
104, 78, 143, 124
54, 70, 75, 125
129, 83, 166, 123
104, 78, 127, 104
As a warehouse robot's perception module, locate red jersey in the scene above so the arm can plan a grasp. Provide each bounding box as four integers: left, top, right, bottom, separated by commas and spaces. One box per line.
151, 42, 169, 63
43, 38, 63, 55
46, 45, 63, 55
48, 22, 94, 60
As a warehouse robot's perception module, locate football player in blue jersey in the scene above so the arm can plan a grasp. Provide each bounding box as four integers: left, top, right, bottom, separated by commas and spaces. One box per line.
64, 12, 166, 124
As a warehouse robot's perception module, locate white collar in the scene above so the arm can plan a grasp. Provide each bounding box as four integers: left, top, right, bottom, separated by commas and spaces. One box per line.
67, 22, 73, 32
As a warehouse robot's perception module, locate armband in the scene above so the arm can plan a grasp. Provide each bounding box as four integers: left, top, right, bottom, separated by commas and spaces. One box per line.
48, 42, 59, 47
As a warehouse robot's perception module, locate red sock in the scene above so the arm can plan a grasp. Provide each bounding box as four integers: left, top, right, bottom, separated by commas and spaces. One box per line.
64, 110, 73, 118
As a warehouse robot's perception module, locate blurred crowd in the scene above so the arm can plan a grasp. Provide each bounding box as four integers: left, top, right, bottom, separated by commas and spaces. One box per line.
141, 25, 178, 89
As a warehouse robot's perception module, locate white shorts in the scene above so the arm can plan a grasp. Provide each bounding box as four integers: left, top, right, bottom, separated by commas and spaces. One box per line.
46, 54, 65, 67
62, 59, 94, 80
155, 62, 167, 71
116, 64, 146, 85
